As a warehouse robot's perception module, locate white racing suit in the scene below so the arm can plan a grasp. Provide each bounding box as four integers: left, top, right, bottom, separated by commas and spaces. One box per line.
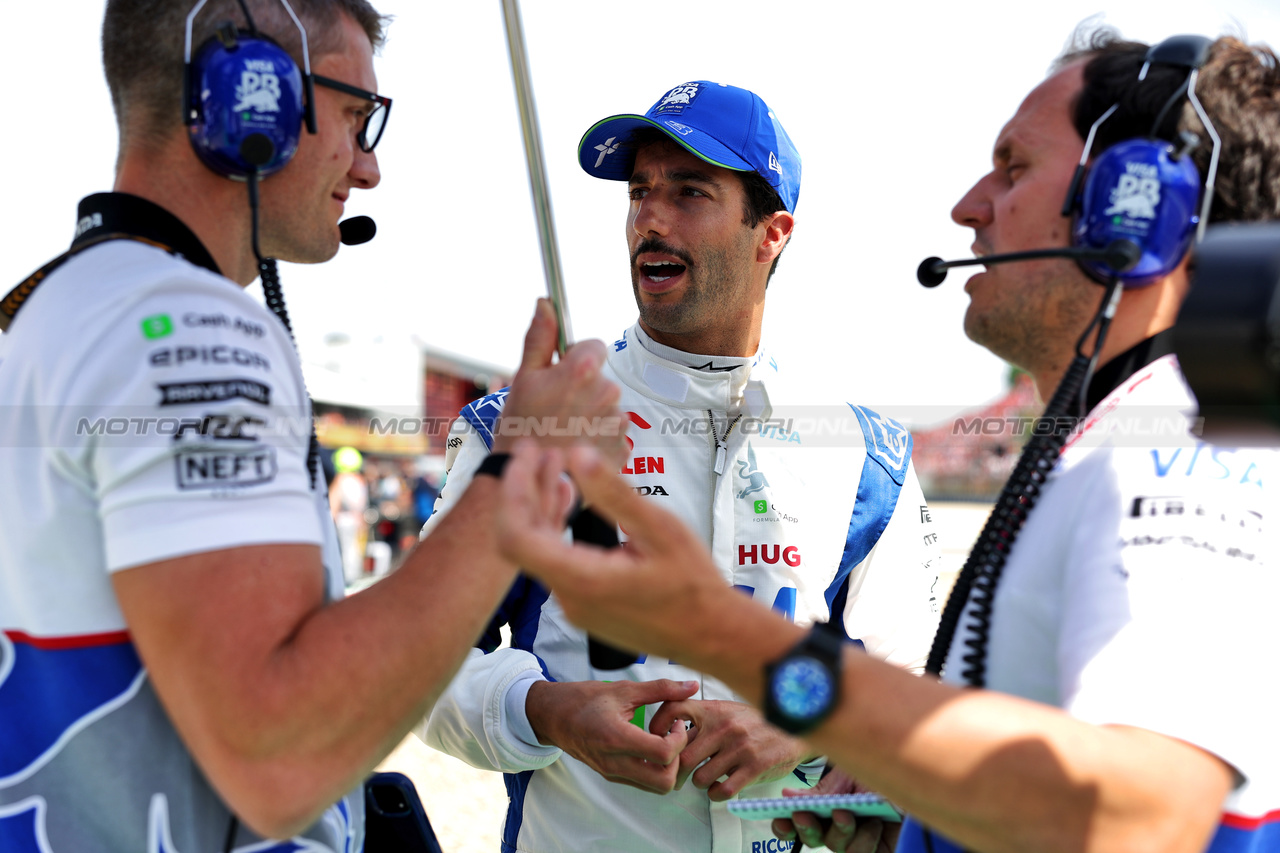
422, 324, 941, 853
897, 342, 1280, 853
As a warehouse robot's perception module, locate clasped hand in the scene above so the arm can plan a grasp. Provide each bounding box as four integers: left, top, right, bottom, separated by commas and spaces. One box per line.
527, 680, 810, 800
651, 697, 813, 801
524, 678, 697, 794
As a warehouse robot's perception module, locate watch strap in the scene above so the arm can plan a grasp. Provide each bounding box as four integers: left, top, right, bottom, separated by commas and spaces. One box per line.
763, 622, 845, 735
474, 452, 512, 479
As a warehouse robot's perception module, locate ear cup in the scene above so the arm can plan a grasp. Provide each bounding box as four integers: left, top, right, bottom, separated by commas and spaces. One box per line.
188, 33, 304, 178
1073, 138, 1202, 287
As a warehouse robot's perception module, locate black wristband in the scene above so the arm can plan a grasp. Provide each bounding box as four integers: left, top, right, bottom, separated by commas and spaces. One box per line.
474, 452, 512, 479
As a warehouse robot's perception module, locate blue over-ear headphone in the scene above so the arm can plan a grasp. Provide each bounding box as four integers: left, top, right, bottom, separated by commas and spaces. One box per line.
1063, 35, 1221, 287
183, 0, 317, 178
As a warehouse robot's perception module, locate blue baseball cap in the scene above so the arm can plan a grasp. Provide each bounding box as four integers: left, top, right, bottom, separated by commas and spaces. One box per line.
577, 81, 801, 213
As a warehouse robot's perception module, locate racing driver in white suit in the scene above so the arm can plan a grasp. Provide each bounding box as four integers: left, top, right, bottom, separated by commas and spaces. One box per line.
420, 82, 941, 852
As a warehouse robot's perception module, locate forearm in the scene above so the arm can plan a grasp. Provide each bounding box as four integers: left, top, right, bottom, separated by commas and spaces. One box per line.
682, 599, 1230, 853
300, 478, 515, 798
153, 477, 518, 837
497, 447, 1232, 853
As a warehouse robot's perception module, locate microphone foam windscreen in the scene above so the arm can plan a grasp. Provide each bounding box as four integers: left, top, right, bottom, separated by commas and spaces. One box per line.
339, 216, 377, 246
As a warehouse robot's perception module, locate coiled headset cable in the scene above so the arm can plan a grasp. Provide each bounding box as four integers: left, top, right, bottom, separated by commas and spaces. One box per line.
924, 277, 1122, 685
244, 137, 321, 491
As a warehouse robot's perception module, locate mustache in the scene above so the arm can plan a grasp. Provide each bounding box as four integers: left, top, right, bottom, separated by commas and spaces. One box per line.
631, 239, 694, 269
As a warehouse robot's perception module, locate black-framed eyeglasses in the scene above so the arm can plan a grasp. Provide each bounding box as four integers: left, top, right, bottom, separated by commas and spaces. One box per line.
313, 74, 392, 153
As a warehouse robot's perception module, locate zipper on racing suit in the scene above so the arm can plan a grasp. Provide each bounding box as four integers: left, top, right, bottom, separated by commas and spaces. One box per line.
707, 410, 743, 475
708, 410, 743, 556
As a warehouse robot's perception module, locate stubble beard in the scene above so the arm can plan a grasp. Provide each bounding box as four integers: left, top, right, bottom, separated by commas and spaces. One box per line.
261, 218, 341, 265
963, 262, 1101, 377
630, 233, 756, 338
259, 186, 342, 265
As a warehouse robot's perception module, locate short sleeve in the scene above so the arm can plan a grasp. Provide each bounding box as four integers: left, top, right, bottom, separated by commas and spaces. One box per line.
50, 279, 323, 571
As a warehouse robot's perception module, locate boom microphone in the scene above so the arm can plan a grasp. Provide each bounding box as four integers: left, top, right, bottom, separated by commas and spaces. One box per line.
917, 240, 1141, 287
339, 215, 377, 246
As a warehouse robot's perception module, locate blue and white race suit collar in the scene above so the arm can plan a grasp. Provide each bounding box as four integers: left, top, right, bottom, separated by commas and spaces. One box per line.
613, 323, 773, 418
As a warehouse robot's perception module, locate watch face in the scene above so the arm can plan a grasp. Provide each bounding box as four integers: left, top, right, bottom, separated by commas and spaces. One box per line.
771, 655, 834, 721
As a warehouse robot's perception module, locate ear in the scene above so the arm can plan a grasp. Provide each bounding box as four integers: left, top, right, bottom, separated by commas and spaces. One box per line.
756, 210, 795, 265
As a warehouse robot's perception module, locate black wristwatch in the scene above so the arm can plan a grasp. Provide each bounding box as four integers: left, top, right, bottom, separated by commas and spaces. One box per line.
474, 452, 511, 479
762, 622, 845, 734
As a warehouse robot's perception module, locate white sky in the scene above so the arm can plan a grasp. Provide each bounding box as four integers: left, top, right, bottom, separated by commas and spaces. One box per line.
5, 1, 1280, 425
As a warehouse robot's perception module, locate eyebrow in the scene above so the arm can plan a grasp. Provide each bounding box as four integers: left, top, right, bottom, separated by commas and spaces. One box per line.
628, 168, 724, 189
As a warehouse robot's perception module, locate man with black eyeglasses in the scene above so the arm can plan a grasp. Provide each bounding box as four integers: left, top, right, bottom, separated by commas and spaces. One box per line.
314, 72, 392, 152
0, 2, 621, 851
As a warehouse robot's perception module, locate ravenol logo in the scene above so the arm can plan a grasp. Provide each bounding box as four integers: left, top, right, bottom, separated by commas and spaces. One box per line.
141, 314, 173, 340
754, 499, 768, 514
233, 62, 282, 114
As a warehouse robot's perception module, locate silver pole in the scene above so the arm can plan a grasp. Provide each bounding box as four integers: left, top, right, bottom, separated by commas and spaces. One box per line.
499, 0, 572, 355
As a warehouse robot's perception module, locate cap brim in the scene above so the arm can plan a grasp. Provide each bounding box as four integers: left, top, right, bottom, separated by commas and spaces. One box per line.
577, 114, 755, 181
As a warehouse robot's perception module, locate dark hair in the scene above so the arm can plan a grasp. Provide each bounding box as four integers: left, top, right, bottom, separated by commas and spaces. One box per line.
103, 0, 390, 152
625, 127, 789, 279
1059, 27, 1280, 223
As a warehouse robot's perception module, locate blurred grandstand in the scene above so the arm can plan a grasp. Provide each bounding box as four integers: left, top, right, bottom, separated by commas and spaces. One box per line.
911, 371, 1040, 501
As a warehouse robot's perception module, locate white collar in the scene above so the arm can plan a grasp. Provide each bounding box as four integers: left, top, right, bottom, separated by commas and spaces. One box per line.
610, 323, 773, 418
633, 325, 759, 374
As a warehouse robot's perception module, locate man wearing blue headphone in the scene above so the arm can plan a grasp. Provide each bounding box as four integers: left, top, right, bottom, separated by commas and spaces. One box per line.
0, 1, 622, 851
493, 30, 1280, 853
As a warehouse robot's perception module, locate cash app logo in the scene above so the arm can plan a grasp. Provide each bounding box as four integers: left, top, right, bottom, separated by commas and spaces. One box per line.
141, 314, 173, 340
753, 500, 768, 514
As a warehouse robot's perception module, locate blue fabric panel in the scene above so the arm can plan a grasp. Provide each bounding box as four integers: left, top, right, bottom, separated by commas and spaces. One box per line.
0, 633, 142, 781
459, 388, 510, 452
823, 407, 909, 620
473, 574, 555, 680
897, 819, 964, 853
849, 405, 913, 487
824, 571, 866, 650
1206, 815, 1280, 852
0, 801, 44, 853
501, 769, 536, 853
509, 578, 552, 656
477, 576, 536, 654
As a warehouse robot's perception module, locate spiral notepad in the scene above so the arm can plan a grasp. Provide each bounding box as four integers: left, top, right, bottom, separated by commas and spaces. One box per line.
727, 793, 903, 822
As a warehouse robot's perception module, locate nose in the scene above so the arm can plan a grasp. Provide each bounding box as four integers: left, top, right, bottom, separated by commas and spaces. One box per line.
630, 192, 669, 239
351, 145, 380, 190
951, 174, 992, 230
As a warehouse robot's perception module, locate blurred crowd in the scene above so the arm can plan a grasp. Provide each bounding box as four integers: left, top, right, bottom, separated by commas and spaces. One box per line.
325, 447, 445, 585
